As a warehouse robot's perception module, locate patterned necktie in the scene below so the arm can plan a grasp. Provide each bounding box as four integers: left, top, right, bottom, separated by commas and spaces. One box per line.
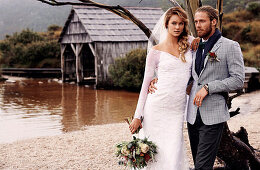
199, 42, 206, 49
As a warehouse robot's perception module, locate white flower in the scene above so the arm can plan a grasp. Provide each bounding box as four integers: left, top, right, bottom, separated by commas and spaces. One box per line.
120, 156, 127, 162
121, 145, 130, 156
139, 143, 149, 153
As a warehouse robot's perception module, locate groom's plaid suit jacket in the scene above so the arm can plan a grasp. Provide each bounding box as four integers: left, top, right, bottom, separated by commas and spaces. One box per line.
187, 36, 245, 125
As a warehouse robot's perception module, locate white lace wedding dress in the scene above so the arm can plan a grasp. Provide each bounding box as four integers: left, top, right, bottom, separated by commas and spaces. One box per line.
134, 37, 193, 170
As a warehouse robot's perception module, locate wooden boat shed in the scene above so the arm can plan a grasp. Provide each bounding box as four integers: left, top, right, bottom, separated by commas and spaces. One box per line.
59, 6, 163, 86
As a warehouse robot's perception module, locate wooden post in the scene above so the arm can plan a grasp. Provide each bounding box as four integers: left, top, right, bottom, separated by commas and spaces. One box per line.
217, 0, 224, 31
71, 43, 83, 84
89, 43, 98, 86
77, 44, 83, 84
60, 44, 66, 82
185, 0, 200, 37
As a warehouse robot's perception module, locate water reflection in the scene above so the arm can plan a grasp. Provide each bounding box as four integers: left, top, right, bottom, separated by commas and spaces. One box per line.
0, 79, 138, 143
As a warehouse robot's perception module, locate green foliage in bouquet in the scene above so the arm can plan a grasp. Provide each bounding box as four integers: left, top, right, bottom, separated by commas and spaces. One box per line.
109, 48, 146, 91
115, 136, 157, 169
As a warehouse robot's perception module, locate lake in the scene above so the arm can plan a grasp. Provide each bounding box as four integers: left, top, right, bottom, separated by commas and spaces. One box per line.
0, 79, 138, 143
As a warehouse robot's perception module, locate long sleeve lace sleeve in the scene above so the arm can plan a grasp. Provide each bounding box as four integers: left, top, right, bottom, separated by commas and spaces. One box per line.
134, 49, 159, 119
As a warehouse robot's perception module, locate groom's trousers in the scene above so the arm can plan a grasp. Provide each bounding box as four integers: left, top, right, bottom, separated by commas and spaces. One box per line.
188, 110, 224, 170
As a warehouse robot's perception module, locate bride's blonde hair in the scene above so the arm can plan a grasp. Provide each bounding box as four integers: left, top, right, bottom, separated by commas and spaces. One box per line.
164, 7, 190, 62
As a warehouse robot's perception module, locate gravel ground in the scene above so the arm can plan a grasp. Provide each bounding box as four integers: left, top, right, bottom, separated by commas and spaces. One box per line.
0, 91, 259, 170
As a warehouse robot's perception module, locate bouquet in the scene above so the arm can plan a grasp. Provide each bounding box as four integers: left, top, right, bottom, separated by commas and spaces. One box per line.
115, 136, 157, 169
115, 117, 157, 169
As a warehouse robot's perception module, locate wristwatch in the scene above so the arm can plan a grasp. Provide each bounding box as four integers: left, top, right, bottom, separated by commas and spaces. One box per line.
203, 84, 209, 93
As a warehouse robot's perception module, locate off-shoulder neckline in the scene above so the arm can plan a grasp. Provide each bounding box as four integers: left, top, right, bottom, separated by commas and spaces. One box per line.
150, 48, 180, 59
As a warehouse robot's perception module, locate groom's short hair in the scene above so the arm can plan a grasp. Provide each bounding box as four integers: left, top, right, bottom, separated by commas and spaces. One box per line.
196, 6, 218, 24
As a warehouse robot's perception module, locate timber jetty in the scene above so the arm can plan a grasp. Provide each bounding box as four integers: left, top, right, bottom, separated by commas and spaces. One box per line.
0, 68, 61, 78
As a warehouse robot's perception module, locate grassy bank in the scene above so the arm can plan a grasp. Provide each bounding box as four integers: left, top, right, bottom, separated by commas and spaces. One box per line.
222, 3, 260, 69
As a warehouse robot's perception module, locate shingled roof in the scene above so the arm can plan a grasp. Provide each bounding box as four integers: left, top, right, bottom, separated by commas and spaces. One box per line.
59, 6, 164, 43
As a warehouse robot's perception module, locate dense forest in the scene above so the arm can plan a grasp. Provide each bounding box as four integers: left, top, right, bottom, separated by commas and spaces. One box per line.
0, 0, 258, 39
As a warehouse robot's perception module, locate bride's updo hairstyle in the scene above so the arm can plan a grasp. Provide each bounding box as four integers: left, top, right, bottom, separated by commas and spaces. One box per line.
164, 7, 189, 62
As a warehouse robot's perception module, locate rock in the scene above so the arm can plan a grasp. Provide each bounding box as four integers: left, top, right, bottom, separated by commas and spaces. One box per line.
5, 79, 16, 83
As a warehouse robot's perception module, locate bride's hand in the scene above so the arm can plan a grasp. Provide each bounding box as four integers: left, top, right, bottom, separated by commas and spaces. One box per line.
129, 118, 142, 134
191, 37, 200, 51
148, 78, 158, 94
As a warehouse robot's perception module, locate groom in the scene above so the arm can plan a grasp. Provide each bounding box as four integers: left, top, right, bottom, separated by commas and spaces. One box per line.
186, 6, 244, 170
149, 6, 245, 170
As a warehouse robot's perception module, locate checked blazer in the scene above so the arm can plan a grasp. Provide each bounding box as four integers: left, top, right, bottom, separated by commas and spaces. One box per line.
187, 36, 245, 125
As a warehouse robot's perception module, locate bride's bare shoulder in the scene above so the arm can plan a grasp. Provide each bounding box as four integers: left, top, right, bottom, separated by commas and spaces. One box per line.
152, 44, 162, 51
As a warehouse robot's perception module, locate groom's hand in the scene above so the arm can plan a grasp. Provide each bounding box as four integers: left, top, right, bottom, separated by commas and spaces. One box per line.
193, 87, 208, 107
148, 78, 158, 94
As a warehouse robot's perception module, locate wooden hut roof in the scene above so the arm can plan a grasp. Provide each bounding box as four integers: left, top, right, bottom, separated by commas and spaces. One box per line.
59, 6, 164, 43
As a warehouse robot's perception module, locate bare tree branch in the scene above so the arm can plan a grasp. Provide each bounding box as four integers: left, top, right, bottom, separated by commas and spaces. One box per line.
37, 0, 85, 6
168, 0, 181, 7
36, 0, 153, 39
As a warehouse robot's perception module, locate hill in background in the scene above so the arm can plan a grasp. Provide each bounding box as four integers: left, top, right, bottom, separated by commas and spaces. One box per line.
0, 0, 70, 39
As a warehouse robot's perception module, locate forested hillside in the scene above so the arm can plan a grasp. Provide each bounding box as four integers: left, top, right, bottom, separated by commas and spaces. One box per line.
0, 0, 70, 39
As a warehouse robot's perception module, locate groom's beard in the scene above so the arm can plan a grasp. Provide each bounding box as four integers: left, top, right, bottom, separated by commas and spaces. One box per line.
197, 23, 212, 39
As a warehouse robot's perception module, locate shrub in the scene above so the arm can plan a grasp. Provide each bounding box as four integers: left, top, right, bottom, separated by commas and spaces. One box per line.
46, 25, 62, 40
24, 40, 60, 68
243, 44, 260, 69
222, 22, 244, 41
247, 2, 260, 16
9, 29, 44, 45
247, 21, 260, 44
240, 43, 253, 52
223, 10, 254, 24
222, 21, 260, 44
241, 25, 252, 42
47, 25, 62, 32
0, 40, 11, 52
0, 28, 60, 68
109, 48, 147, 91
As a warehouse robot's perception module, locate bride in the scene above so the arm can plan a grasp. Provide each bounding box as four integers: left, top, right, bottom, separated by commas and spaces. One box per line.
129, 7, 194, 169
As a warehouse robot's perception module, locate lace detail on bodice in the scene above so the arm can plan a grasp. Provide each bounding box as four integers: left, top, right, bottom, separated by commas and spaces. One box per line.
134, 36, 194, 119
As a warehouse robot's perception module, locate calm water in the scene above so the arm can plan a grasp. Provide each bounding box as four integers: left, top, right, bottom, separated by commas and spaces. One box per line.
0, 79, 138, 143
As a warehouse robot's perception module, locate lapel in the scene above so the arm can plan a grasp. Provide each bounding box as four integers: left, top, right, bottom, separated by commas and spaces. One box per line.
192, 51, 198, 80
198, 37, 223, 79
